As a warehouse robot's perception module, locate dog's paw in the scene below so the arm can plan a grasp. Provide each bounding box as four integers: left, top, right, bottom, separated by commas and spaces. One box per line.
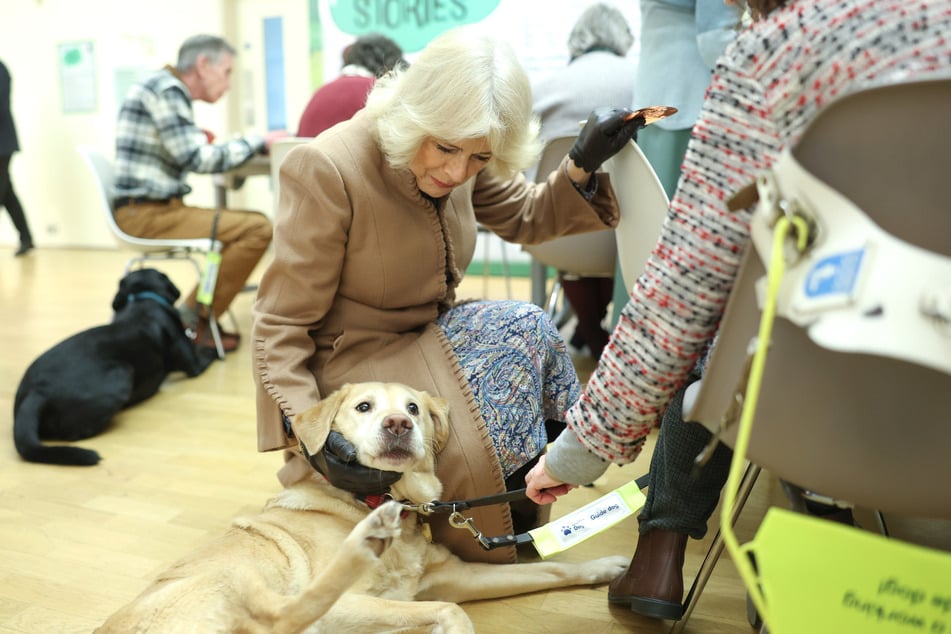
431, 603, 476, 634
577, 555, 632, 584
349, 500, 403, 559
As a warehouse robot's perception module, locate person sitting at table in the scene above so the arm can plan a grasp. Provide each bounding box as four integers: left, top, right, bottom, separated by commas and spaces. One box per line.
113, 33, 287, 352
297, 33, 406, 138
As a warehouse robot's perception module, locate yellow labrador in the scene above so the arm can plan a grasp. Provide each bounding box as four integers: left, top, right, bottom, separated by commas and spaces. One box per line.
96, 382, 628, 633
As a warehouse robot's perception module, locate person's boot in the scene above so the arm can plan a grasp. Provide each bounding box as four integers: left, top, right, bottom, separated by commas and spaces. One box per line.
608, 529, 688, 620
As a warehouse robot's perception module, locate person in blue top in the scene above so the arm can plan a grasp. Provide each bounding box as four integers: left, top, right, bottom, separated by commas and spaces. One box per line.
610, 0, 742, 326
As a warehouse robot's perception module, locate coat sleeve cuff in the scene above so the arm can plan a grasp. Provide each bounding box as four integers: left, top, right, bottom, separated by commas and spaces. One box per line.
545, 427, 611, 485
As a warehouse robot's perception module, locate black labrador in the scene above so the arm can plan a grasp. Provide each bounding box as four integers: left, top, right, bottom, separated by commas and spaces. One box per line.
13, 268, 217, 466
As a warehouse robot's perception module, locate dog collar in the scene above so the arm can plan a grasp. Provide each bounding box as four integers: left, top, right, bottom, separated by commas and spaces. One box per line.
362, 493, 391, 509
361, 493, 411, 519
127, 291, 173, 307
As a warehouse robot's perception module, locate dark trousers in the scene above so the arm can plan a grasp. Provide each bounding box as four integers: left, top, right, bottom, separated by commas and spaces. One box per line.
1, 154, 33, 244
637, 379, 733, 540
562, 276, 614, 359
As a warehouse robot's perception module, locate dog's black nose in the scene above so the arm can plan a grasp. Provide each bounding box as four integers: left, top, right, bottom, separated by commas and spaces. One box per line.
382, 415, 413, 437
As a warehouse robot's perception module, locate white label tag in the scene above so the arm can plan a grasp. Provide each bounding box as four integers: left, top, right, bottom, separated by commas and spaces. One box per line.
529, 479, 646, 558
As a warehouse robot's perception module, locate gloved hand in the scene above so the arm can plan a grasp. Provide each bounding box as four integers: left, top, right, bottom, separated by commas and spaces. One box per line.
306, 430, 402, 496
569, 107, 646, 173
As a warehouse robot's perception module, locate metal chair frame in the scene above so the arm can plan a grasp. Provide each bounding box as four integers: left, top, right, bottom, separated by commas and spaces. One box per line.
77, 146, 230, 359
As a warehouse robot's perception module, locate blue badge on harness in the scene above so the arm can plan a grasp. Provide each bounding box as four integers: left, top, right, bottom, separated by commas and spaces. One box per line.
804, 249, 865, 299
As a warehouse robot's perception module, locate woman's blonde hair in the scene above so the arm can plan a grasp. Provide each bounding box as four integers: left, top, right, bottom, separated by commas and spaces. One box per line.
364, 28, 542, 180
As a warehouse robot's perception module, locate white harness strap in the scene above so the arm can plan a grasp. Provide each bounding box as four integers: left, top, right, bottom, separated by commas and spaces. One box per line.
748, 149, 951, 375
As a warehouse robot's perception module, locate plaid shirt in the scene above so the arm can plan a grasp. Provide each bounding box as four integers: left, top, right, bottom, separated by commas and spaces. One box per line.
114, 65, 263, 199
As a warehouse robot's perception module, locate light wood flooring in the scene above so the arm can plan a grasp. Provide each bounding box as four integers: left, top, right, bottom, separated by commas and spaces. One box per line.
4, 246, 944, 633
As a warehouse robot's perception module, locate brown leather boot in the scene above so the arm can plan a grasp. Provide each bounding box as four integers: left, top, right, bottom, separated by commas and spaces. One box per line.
608, 529, 688, 620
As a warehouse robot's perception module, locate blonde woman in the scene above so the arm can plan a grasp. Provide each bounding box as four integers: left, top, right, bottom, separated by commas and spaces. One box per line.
252, 27, 643, 564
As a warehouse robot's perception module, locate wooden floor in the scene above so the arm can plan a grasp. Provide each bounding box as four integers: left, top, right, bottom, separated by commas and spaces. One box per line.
5, 246, 944, 633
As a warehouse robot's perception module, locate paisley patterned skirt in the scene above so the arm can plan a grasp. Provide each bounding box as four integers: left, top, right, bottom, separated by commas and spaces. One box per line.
437, 299, 581, 478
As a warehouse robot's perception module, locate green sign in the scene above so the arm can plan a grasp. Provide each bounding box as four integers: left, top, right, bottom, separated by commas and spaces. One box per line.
329, 0, 502, 53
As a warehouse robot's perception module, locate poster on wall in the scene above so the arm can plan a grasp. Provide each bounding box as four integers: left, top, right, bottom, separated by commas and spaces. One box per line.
327, 0, 501, 53
316, 0, 639, 87
58, 41, 98, 114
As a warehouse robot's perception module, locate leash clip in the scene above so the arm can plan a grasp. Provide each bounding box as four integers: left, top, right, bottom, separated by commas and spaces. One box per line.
449, 511, 492, 550
405, 501, 436, 516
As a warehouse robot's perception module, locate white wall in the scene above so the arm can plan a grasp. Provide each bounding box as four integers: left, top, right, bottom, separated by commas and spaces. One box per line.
0, 0, 637, 252
1, 0, 233, 247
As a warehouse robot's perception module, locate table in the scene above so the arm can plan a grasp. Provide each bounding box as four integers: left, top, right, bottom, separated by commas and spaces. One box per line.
213, 155, 271, 209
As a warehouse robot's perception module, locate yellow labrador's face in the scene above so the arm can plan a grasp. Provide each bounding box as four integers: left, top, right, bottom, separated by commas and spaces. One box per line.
329, 382, 449, 473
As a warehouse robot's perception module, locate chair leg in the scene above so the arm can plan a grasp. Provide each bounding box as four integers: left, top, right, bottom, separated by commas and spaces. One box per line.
224, 308, 242, 334
498, 238, 512, 299
546, 279, 576, 331
669, 462, 762, 634
545, 278, 563, 321
476, 230, 513, 300
874, 510, 889, 536
207, 311, 226, 360
481, 230, 491, 299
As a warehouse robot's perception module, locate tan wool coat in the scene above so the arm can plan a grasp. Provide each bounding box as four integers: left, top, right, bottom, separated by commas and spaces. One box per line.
252, 111, 620, 563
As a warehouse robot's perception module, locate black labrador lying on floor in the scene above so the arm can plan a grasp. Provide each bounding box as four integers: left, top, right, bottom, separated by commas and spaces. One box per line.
13, 268, 217, 466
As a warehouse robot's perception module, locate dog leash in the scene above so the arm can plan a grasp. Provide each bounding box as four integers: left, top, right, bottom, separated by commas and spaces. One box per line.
402, 488, 536, 550
300, 428, 655, 553
404, 475, 652, 553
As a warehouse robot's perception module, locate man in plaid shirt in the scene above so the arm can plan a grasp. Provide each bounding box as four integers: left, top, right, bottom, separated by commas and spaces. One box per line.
114, 34, 286, 352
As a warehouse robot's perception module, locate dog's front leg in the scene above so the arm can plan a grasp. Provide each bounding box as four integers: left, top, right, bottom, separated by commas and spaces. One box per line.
264, 501, 405, 634
315, 594, 475, 634
417, 555, 631, 604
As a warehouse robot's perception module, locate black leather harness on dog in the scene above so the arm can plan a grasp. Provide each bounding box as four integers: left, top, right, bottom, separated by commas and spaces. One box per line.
297, 432, 535, 550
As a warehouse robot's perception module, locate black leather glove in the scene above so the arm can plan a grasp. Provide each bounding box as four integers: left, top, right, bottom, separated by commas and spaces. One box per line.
303, 430, 401, 496
569, 107, 646, 173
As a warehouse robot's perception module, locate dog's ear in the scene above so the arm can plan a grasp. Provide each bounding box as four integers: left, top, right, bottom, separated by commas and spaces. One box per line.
421, 392, 450, 453
293, 384, 352, 451
161, 273, 181, 303
112, 276, 131, 312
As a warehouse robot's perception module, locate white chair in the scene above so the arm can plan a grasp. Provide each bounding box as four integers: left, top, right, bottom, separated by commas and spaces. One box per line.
523, 136, 617, 320
603, 138, 670, 292
268, 136, 311, 214
77, 146, 229, 359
